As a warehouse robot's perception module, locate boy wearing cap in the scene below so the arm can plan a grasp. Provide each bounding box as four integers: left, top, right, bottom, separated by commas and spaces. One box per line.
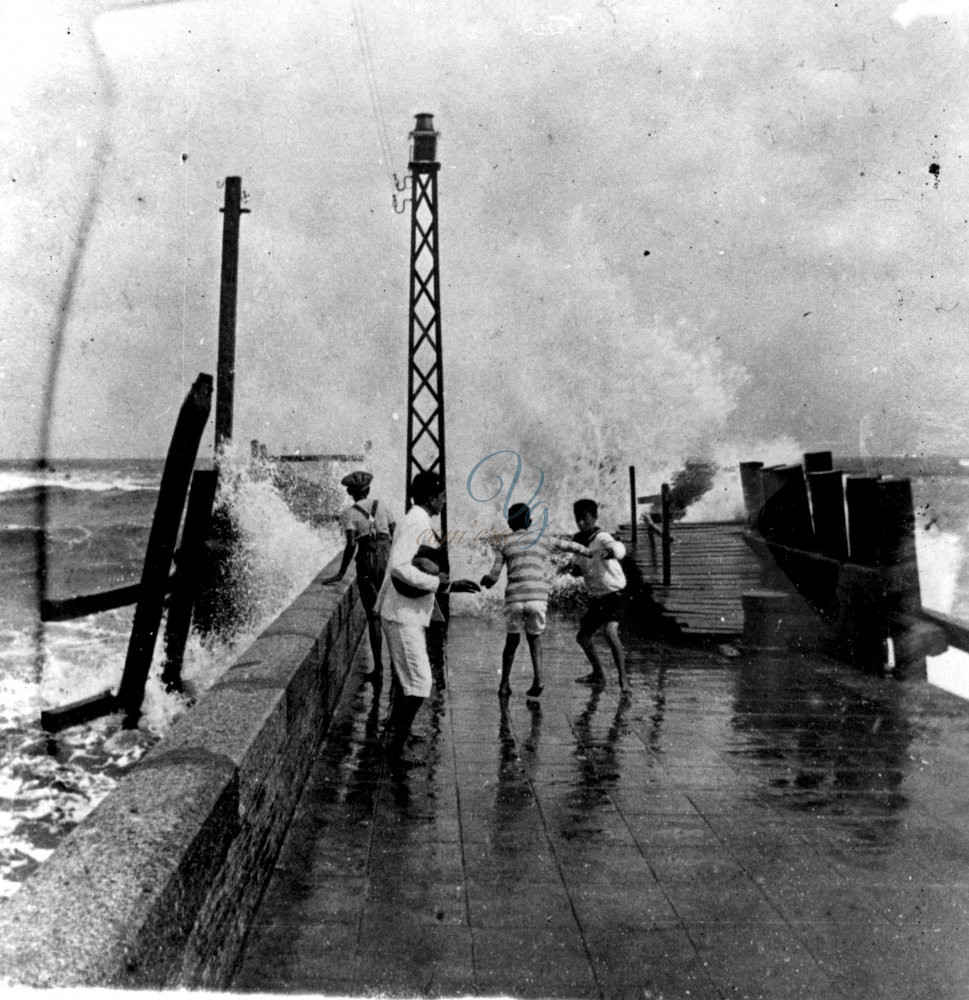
322, 470, 396, 685
480, 503, 591, 700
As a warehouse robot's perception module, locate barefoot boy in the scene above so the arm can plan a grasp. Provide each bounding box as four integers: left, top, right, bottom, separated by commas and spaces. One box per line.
321, 471, 395, 686
480, 503, 590, 699
570, 498, 630, 693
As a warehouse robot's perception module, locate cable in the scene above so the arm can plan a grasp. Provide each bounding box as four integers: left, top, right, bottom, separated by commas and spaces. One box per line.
350, 0, 397, 189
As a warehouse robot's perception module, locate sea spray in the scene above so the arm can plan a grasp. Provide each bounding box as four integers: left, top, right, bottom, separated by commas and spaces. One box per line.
144, 444, 344, 725
914, 502, 969, 700
0, 450, 343, 897
680, 437, 806, 523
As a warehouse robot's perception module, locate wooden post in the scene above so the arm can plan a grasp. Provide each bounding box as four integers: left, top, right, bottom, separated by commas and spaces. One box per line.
215, 177, 249, 452
739, 461, 764, 529
118, 374, 213, 728
807, 470, 849, 562
758, 465, 814, 549
845, 476, 879, 565
161, 469, 218, 692
661, 482, 671, 587
803, 451, 833, 474
628, 466, 638, 549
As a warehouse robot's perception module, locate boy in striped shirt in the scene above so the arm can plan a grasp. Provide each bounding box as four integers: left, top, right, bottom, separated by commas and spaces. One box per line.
480, 503, 590, 699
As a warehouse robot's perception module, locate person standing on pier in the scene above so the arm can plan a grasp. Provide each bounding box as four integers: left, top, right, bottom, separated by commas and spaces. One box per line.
376, 471, 478, 767
479, 502, 591, 700
569, 498, 631, 694
321, 471, 396, 685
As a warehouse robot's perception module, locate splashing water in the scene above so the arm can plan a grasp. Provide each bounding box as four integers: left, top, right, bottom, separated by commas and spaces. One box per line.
915, 505, 969, 700
680, 437, 806, 523
0, 448, 342, 897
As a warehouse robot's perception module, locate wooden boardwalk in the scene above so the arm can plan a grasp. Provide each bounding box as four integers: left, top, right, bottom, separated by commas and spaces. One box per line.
617, 520, 762, 638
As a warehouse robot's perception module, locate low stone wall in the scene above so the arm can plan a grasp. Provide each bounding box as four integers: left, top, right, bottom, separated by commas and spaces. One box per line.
0, 560, 367, 989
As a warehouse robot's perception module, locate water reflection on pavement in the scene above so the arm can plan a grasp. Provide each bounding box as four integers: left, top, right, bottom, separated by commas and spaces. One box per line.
235, 613, 969, 999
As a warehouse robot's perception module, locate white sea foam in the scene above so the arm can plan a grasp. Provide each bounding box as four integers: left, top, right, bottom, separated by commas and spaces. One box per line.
0, 469, 159, 495
916, 507, 969, 701
0, 447, 343, 896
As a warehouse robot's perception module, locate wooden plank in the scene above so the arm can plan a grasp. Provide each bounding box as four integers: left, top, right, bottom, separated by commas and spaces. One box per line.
42, 583, 142, 622
41, 690, 117, 733
627, 519, 762, 636
117, 374, 213, 728
162, 469, 218, 693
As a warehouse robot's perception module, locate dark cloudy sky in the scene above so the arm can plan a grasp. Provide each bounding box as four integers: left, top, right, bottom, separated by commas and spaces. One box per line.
2, 0, 968, 478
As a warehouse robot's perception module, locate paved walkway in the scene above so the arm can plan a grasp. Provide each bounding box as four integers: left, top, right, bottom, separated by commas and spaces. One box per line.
233, 612, 969, 998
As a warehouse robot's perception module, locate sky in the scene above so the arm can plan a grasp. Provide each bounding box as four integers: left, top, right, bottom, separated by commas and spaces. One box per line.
2, 0, 969, 492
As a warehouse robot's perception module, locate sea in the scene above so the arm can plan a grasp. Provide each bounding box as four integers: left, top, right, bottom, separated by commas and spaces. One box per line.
1, 453, 968, 899
0, 452, 346, 898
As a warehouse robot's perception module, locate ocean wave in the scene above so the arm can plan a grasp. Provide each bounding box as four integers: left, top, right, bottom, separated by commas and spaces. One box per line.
1, 521, 148, 548
0, 488, 159, 537
0, 472, 160, 496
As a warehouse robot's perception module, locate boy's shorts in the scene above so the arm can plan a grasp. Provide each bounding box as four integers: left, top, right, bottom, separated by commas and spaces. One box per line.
578, 592, 623, 636
505, 600, 548, 635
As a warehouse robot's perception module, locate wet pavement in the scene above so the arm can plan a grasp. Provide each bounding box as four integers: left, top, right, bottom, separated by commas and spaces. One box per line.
233, 612, 969, 998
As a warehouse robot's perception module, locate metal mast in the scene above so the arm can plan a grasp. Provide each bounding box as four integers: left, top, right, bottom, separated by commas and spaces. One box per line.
403, 113, 450, 687
404, 113, 447, 535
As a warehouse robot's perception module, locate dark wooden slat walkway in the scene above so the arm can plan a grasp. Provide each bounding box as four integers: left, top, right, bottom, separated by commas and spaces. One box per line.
618, 521, 762, 637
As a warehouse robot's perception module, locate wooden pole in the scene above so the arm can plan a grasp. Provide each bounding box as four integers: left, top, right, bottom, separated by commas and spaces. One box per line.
118, 373, 213, 728
161, 468, 218, 693
803, 451, 833, 474
628, 466, 638, 549
661, 482, 671, 587
215, 177, 248, 452
845, 476, 879, 565
758, 465, 814, 548
739, 461, 765, 529
807, 470, 849, 561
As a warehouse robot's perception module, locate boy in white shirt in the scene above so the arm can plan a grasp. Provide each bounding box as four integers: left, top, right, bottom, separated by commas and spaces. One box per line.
570, 498, 631, 694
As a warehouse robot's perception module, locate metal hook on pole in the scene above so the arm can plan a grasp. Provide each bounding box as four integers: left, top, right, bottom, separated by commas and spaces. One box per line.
392, 173, 412, 214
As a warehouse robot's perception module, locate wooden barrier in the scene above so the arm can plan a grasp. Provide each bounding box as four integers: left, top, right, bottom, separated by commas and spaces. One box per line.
758, 464, 814, 549
40, 690, 118, 734
38, 375, 213, 732
628, 466, 638, 549
660, 482, 672, 586
162, 469, 219, 693
739, 461, 764, 528
803, 450, 833, 474
118, 374, 213, 727
807, 470, 848, 561
845, 475, 880, 565
42, 583, 151, 623
740, 453, 946, 677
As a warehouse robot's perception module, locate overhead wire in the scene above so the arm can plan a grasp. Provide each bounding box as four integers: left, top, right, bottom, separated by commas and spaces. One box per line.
350, 0, 398, 192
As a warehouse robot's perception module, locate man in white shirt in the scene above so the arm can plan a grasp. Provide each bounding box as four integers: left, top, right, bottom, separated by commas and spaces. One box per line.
377, 471, 477, 766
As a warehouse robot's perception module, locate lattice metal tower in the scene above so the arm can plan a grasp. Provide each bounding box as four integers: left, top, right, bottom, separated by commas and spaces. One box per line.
404, 113, 447, 535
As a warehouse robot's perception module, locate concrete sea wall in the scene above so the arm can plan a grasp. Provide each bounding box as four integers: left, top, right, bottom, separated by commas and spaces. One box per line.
0, 560, 367, 989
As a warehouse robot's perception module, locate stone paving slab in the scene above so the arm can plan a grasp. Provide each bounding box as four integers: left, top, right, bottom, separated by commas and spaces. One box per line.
233, 612, 969, 998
